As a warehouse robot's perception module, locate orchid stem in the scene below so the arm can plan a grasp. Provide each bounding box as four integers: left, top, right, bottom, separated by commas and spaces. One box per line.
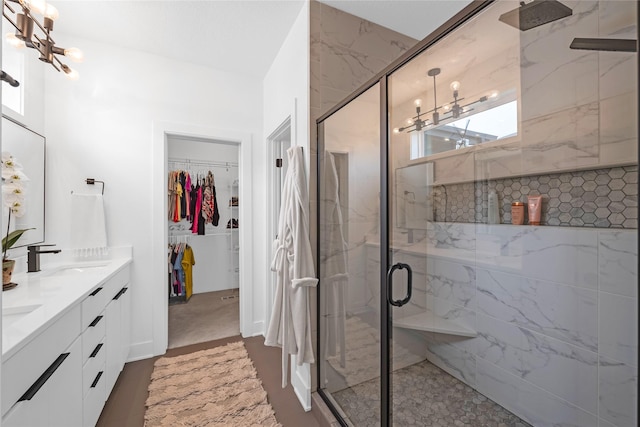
3, 208, 11, 261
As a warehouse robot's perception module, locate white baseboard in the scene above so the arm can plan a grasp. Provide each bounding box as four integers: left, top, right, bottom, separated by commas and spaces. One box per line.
243, 320, 265, 338
291, 357, 312, 412
127, 340, 156, 362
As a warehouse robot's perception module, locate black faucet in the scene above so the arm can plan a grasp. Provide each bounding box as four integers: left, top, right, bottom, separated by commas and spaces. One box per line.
27, 244, 62, 273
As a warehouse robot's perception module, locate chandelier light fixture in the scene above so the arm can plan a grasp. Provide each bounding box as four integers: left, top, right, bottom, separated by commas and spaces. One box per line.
2, 0, 83, 79
394, 67, 498, 134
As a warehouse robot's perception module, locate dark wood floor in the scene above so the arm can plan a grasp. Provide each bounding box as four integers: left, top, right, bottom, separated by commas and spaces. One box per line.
97, 335, 320, 427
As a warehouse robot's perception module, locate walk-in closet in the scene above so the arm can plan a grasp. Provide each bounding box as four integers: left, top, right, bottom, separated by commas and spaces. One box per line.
166, 136, 240, 349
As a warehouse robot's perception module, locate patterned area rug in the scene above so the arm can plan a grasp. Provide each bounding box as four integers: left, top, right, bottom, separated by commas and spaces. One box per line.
145, 341, 281, 426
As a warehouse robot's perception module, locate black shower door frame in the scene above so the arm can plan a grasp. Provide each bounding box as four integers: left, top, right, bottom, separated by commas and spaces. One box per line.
315, 2, 496, 425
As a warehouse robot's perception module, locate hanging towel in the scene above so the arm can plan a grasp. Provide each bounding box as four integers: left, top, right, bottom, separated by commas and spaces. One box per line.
70, 193, 108, 256
265, 145, 318, 387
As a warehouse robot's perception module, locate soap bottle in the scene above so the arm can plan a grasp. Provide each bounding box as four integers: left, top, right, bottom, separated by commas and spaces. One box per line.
488, 189, 499, 224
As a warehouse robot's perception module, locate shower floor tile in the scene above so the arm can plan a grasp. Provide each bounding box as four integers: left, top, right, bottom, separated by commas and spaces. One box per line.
332, 359, 531, 427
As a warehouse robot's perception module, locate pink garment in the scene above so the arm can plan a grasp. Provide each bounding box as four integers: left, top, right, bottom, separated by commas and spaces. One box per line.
185, 174, 192, 220
191, 186, 203, 234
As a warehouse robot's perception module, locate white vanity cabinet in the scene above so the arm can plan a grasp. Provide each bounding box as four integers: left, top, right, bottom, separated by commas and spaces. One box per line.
105, 281, 130, 396
1, 261, 132, 427
2, 307, 83, 427
81, 265, 130, 427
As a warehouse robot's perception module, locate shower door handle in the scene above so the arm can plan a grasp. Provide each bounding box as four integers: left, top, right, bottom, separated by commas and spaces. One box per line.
386, 263, 412, 307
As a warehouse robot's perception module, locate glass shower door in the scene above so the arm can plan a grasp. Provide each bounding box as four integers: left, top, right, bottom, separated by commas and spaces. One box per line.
318, 83, 383, 425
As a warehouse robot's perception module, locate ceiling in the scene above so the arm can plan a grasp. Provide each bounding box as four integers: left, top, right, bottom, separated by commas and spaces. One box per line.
320, 0, 472, 40
50, 0, 472, 78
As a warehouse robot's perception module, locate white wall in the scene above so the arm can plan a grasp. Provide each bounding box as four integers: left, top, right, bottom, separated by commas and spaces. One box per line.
263, 1, 310, 319
167, 137, 239, 294
43, 36, 263, 360
262, 1, 311, 409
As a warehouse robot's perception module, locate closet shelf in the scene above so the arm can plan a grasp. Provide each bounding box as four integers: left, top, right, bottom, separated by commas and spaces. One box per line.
393, 311, 476, 337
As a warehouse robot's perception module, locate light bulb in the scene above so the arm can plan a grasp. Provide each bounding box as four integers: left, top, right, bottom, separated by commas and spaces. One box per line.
443, 104, 451, 111
393, 128, 400, 134
44, 3, 59, 20
450, 81, 461, 91
414, 98, 422, 107
406, 118, 413, 125
63, 66, 79, 80
5, 33, 26, 49
489, 90, 499, 99
64, 47, 84, 62
27, 0, 47, 15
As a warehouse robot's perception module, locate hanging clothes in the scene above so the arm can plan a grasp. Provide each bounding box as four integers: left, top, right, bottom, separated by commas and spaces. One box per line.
179, 172, 187, 219
192, 183, 203, 234
265, 145, 318, 387
181, 245, 196, 300
321, 152, 349, 369
167, 242, 195, 300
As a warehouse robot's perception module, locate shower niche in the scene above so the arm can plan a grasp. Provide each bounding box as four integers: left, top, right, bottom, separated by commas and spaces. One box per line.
318, 1, 637, 426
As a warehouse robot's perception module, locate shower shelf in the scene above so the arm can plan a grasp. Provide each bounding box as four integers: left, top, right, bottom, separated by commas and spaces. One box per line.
394, 311, 476, 337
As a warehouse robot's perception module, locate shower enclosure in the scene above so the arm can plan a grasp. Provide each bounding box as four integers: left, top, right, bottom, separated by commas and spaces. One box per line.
316, 1, 638, 426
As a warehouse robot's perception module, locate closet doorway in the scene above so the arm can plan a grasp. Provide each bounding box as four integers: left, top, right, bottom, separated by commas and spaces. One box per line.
166, 135, 240, 349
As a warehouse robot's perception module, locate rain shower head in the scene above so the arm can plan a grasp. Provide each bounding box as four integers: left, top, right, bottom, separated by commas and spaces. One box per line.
499, 0, 572, 31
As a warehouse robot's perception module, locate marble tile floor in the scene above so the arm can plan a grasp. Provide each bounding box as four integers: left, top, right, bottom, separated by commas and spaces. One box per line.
168, 289, 239, 349
332, 359, 531, 427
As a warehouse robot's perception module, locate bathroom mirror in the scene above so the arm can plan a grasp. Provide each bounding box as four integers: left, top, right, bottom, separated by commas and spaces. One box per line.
395, 162, 433, 230
1, 116, 45, 246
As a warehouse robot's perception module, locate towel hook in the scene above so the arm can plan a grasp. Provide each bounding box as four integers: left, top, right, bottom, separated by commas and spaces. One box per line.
86, 178, 105, 195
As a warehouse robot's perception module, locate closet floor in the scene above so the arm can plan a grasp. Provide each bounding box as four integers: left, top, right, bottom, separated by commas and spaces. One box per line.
168, 289, 240, 349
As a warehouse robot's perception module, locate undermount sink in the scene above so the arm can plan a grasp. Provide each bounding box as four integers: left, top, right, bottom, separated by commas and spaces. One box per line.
45, 263, 109, 278
2, 304, 42, 328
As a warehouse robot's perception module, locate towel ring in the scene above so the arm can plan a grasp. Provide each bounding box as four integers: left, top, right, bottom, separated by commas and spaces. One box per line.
86, 178, 105, 195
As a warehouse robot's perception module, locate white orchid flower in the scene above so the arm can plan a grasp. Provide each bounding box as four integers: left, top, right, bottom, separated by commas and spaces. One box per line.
2, 169, 29, 182
1, 153, 23, 171
9, 200, 25, 217
2, 182, 25, 194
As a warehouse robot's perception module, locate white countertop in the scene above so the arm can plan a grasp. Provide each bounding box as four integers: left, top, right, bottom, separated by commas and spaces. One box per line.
2, 247, 132, 360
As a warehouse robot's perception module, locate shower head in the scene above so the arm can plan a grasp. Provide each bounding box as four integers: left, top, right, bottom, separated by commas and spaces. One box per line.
499, 0, 572, 31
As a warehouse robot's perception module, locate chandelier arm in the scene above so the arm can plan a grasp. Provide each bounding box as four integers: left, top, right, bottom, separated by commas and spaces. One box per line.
2, 12, 19, 31
50, 55, 64, 71
3, 0, 16, 14
28, 12, 55, 42
31, 33, 49, 56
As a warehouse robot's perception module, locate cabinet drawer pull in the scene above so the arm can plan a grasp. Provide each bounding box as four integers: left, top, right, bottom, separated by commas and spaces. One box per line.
89, 287, 103, 297
89, 315, 103, 327
91, 371, 103, 388
90, 343, 104, 358
113, 287, 127, 300
18, 353, 70, 402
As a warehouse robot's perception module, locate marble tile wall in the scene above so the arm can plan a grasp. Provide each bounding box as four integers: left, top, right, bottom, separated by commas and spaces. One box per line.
420, 222, 637, 427
432, 165, 638, 229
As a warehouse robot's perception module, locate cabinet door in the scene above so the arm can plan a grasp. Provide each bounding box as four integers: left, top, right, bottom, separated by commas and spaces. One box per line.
120, 286, 131, 364
2, 337, 82, 427
105, 297, 122, 396
47, 337, 83, 426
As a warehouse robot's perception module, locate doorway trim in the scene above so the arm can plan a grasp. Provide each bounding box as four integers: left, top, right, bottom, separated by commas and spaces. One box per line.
266, 116, 292, 326
152, 121, 254, 356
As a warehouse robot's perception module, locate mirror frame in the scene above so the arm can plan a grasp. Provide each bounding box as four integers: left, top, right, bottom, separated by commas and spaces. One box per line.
2, 115, 46, 247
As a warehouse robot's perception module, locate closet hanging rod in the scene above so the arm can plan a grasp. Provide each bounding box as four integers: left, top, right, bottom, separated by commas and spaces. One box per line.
168, 158, 238, 168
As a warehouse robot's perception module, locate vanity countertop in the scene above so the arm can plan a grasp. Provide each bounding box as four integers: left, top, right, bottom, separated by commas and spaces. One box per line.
2, 248, 132, 360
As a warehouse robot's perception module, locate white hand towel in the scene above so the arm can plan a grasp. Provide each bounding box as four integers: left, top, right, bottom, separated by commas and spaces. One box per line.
70, 193, 108, 256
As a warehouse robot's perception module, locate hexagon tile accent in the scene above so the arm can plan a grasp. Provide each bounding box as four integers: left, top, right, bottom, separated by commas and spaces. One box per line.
432, 165, 637, 229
